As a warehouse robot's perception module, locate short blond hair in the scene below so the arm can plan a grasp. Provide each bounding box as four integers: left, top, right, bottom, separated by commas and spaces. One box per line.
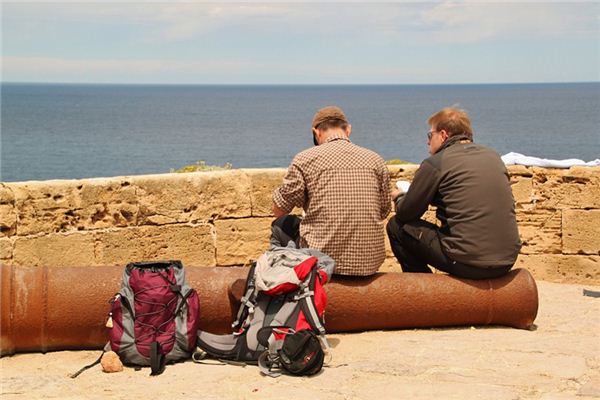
428, 107, 473, 139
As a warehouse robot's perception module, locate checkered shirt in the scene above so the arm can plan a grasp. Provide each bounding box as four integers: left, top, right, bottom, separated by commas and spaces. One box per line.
273, 136, 391, 276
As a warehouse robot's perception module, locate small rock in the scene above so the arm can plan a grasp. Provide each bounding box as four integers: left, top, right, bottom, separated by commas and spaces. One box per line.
101, 351, 123, 373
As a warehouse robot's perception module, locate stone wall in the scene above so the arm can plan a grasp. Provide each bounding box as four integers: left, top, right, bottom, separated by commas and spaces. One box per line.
1, 166, 599, 284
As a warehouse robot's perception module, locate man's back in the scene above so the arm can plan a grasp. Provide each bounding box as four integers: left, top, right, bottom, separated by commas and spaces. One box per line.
429, 141, 521, 267
273, 137, 390, 276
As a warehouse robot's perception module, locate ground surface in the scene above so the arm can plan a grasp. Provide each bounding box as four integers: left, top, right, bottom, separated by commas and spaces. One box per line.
1, 280, 599, 400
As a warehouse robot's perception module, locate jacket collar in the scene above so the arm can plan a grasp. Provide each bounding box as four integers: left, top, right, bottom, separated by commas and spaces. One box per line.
436, 134, 472, 154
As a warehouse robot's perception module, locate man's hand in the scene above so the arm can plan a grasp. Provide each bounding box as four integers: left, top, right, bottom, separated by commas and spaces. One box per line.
391, 188, 403, 201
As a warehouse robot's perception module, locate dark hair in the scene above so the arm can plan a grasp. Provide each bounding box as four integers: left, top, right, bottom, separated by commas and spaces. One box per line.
315, 119, 349, 132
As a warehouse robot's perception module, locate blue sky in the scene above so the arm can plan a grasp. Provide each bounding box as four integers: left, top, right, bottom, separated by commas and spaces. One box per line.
2, 1, 599, 84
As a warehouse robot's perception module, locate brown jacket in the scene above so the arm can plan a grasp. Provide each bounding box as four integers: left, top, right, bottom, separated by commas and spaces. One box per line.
395, 135, 521, 268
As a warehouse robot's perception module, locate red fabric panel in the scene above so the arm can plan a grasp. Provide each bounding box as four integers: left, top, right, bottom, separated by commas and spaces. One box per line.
263, 282, 299, 296
129, 268, 177, 357
273, 327, 290, 341
108, 298, 123, 353
293, 256, 318, 280
295, 310, 311, 331
314, 271, 327, 315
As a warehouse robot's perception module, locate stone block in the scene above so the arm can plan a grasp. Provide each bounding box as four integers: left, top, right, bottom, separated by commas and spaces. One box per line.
215, 218, 272, 266
13, 232, 96, 267
0, 238, 13, 260
0, 184, 16, 237
514, 254, 600, 285
387, 164, 419, 183
10, 181, 80, 236
9, 178, 139, 235
77, 178, 140, 229
506, 165, 534, 177
510, 176, 533, 205
0, 204, 17, 238
532, 167, 600, 209
134, 171, 252, 224
517, 209, 561, 254
246, 169, 286, 217
95, 224, 216, 267
563, 210, 600, 255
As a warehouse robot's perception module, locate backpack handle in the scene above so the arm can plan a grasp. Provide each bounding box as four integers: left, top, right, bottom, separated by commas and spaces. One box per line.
126, 260, 183, 273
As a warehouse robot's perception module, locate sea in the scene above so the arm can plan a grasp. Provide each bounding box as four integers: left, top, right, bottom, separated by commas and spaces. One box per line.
1, 82, 599, 182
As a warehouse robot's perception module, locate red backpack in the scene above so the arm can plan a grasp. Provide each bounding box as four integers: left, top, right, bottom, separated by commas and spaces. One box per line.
195, 249, 332, 377
107, 260, 200, 375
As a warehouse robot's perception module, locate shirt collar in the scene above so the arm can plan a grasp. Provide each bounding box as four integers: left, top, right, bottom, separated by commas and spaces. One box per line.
324, 134, 350, 144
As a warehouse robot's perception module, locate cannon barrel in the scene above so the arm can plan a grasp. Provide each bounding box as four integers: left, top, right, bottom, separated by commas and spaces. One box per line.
0, 265, 538, 356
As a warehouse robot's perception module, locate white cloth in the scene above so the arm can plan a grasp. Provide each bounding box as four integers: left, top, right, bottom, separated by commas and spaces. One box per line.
501, 152, 600, 168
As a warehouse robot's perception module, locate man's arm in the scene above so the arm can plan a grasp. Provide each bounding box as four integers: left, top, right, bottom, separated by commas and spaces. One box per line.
394, 160, 440, 223
378, 162, 392, 219
272, 162, 306, 217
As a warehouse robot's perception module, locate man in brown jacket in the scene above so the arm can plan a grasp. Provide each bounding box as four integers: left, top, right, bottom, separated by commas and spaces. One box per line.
386, 107, 521, 279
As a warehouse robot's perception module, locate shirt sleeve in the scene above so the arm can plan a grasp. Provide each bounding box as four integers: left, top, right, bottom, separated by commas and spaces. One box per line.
395, 160, 440, 223
379, 162, 392, 220
272, 161, 306, 214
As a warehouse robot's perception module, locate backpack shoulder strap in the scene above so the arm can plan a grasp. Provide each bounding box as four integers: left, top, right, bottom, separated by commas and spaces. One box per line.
232, 262, 258, 331
297, 270, 331, 353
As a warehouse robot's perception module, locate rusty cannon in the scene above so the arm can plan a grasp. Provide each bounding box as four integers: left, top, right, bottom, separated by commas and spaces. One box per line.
0, 265, 538, 356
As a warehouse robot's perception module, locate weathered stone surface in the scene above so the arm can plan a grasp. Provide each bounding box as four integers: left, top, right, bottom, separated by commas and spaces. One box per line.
246, 168, 286, 217
379, 257, 402, 273
9, 179, 140, 236
10, 181, 80, 236
134, 171, 252, 224
510, 176, 533, 205
517, 209, 562, 254
0, 184, 16, 237
506, 165, 534, 177
0, 204, 17, 238
514, 254, 600, 285
94, 224, 215, 267
387, 164, 419, 182
13, 232, 96, 268
4, 167, 600, 284
563, 210, 600, 255
215, 218, 272, 266
532, 166, 600, 209
77, 178, 139, 229
0, 238, 13, 260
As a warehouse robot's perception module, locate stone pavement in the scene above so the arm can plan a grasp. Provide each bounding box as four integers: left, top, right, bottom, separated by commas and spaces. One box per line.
1, 280, 599, 400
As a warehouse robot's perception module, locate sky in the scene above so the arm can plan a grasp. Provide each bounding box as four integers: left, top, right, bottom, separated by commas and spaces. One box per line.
1, 1, 599, 84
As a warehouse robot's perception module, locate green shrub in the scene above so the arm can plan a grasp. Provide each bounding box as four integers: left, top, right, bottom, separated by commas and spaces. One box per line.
171, 160, 233, 173
385, 159, 414, 165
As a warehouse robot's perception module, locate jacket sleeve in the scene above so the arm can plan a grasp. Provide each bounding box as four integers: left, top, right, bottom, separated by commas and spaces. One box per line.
379, 162, 392, 220
394, 160, 440, 223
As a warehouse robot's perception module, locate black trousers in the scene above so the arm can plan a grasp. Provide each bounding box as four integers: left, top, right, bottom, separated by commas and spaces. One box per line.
270, 215, 301, 248
386, 217, 511, 280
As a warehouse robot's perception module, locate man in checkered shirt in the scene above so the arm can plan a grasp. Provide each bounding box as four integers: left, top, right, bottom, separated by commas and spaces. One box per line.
271, 106, 391, 276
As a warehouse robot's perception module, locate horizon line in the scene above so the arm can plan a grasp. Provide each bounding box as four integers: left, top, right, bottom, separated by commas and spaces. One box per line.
2, 80, 599, 87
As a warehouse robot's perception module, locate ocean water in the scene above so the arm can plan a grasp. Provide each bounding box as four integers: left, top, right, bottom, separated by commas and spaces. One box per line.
1, 82, 599, 182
